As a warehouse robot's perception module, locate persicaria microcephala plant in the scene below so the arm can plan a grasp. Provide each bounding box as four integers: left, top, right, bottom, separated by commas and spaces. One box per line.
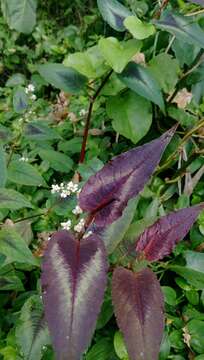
41, 126, 204, 360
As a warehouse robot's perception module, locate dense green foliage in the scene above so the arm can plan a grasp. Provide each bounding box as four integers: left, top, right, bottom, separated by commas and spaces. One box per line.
0, 0, 204, 359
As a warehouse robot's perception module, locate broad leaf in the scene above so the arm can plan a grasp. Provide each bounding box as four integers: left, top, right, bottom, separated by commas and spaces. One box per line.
16, 295, 50, 360
97, 0, 131, 32
39, 149, 73, 173
124, 16, 155, 40
79, 127, 176, 227
38, 63, 87, 94
0, 188, 33, 210
136, 203, 204, 261
119, 62, 165, 111
13, 87, 28, 113
149, 53, 180, 93
106, 90, 152, 143
112, 267, 164, 360
64, 45, 109, 79
1, 0, 37, 34
41, 230, 107, 360
0, 228, 39, 266
154, 13, 204, 49
8, 160, 45, 186
99, 38, 141, 73
86, 338, 117, 360
0, 144, 7, 187
24, 121, 61, 141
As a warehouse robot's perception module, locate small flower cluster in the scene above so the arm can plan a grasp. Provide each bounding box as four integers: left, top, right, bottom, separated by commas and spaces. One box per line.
79, 109, 88, 117
25, 83, 37, 101
60, 219, 72, 231
51, 181, 80, 198
19, 156, 29, 162
74, 218, 85, 233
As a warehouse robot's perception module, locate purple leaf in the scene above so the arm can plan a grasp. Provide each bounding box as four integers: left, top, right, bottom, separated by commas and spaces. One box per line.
79, 127, 176, 227
41, 230, 107, 360
136, 203, 204, 261
112, 267, 164, 360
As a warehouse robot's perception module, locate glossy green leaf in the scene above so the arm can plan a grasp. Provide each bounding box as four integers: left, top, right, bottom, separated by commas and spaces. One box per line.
155, 13, 204, 49
0, 228, 39, 266
24, 121, 61, 141
106, 90, 152, 143
114, 331, 129, 360
86, 338, 117, 360
39, 149, 73, 173
0, 274, 24, 291
188, 320, 204, 354
0, 144, 7, 187
8, 160, 45, 186
97, 0, 131, 32
1, 0, 37, 34
38, 63, 87, 94
99, 38, 141, 73
0, 188, 33, 210
16, 295, 50, 360
119, 62, 165, 111
124, 15, 155, 40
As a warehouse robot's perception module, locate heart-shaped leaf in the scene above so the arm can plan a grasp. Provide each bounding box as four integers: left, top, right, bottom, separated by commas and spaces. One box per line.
41, 230, 107, 360
99, 38, 141, 73
154, 13, 204, 49
97, 0, 131, 32
106, 90, 152, 144
136, 203, 204, 261
124, 16, 155, 40
38, 63, 87, 94
119, 62, 165, 111
112, 267, 164, 360
79, 127, 176, 227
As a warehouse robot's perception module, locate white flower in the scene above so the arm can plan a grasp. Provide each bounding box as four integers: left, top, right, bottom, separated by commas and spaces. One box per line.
79, 109, 87, 117
51, 184, 61, 194
74, 218, 85, 233
60, 189, 71, 198
72, 205, 83, 215
61, 220, 72, 231
83, 230, 93, 239
27, 84, 35, 92
30, 94, 37, 101
19, 156, 29, 162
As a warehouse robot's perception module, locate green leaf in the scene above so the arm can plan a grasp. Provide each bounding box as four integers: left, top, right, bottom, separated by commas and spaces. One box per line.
16, 295, 50, 360
188, 320, 204, 354
106, 90, 152, 143
99, 38, 141, 73
63, 45, 109, 79
154, 13, 204, 49
0, 144, 7, 187
119, 62, 165, 111
161, 286, 177, 306
172, 38, 200, 67
86, 339, 117, 360
0, 346, 21, 360
37, 63, 87, 94
24, 121, 61, 141
185, 250, 204, 273
114, 331, 129, 360
13, 87, 28, 113
6, 73, 26, 87
8, 160, 45, 186
149, 53, 180, 93
0, 274, 24, 291
102, 72, 126, 96
124, 15, 155, 40
1, 0, 37, 34
38, 149, 73, 173
97, 0, 131, 32
0, 188, 33, 210
0, 228, 39, 266
101, 197, 138, 254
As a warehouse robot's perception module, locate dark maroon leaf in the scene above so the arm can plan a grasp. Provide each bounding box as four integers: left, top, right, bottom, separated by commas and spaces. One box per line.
79, 127, 176, 227
136, 203, 204, 261
41, 230, 107, 360
112, 267, 164, 360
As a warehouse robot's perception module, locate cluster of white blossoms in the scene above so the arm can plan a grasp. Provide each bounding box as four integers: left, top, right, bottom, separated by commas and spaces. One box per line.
25, 83, 37, 101
19, 156, 29, 162
60, 219, 72, 231
51, 181, 80, 198
74, 218, 85, 233
79, 109, 88, 117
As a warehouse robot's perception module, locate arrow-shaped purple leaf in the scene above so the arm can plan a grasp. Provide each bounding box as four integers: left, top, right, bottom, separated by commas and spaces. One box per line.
79, 127, 176, 227
41, 230, 107, 360
136, 203, 204, 261
112, 267, 164, 360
